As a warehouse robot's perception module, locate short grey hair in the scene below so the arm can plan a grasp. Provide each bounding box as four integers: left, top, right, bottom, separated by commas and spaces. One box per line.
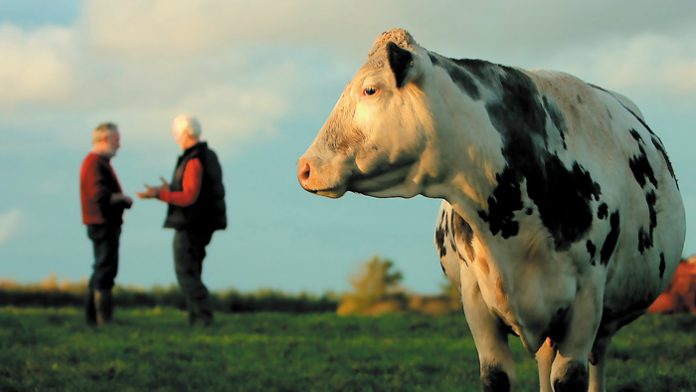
172, 114, 201, 138
93, 122, 118, 144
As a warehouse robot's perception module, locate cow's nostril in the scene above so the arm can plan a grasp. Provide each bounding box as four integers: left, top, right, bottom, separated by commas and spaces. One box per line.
299, 162, 311, 182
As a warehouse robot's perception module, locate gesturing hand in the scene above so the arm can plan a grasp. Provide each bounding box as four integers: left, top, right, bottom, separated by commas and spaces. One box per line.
137, 176, 170, 199
159, 177, 170, 193
136, 183, 160, 199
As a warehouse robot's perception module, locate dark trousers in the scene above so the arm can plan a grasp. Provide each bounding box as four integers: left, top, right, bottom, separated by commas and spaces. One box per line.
173, 228, 214, 325
86, 224, 120, 325
87, 224, 121, 290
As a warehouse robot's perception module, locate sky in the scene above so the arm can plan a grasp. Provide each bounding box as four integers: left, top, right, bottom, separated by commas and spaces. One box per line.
1, 0, 695, 295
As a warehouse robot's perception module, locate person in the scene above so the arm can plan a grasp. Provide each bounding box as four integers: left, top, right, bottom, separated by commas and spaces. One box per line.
80, 122, 133, 325
137, 114, 227, 326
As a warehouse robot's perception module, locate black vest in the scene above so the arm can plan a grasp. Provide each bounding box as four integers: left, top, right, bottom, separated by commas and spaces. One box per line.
164, 142, 227, 231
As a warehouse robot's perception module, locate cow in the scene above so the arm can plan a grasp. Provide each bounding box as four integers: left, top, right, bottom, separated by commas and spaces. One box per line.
297, 28, 686, 392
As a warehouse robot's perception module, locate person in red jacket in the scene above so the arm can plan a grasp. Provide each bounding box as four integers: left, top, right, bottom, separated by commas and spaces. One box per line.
80, 122, 133, 325
138, 115, 226, 326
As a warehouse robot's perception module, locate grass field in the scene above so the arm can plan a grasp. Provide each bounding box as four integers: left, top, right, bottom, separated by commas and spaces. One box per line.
0, 307, 694, 391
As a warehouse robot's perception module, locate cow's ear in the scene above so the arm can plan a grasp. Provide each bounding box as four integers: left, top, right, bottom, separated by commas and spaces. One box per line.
387, 42, 415, 88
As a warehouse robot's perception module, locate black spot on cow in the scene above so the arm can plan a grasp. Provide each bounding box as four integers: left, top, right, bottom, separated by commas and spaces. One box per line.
429, 54, 481, 100
606, 108, 613, 120
638, 227, 652, 254
586, 240, 596, 265
629, 144, 658, 189
651, 136, 678, 187
435, 228, 446, 257
435, 210, 447, 258
475, 65, 546, 238
600, 211, 621, 265
638, 191, 657, 254
659, 253, 666, 279
597, 203, 608, 220
456, 58, 504, 86
576, 94, 584, 104
478, 167, 522, 238
543, 96, 568, 149
471, 64, 601, 250
547, 307, 570, 344
525, 208, 533, 215
527, 157, 602, 250
451, 212, 475, 262
486, 67, 549, 150
428, 53, 440, 66
629, 128, 643, 143
647, 191, 657, 232
448, 219, 457, 251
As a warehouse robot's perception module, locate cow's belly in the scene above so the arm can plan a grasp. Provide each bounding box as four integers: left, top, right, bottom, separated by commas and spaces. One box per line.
479, 258, 580, 349
602, 246, 681, 327
601, 195, 685, 329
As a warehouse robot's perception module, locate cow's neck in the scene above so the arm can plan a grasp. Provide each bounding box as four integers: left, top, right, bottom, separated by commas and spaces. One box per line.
421, 66, 509, 231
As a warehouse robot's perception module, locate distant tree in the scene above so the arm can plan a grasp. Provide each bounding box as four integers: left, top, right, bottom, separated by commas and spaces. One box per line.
350, 256, 403, 299
338, 256, 407, 316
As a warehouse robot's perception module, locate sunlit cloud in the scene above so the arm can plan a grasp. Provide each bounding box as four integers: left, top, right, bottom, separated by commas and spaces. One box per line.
79, 0, 390, 58
108, 82, 290, 150
546, 32, 696, 97
0, 24, 75, 105
0, 209, 24, 245
3, 0, 696, 149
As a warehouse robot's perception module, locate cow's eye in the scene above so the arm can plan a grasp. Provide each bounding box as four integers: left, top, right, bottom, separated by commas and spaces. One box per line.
363, 86, 378, 96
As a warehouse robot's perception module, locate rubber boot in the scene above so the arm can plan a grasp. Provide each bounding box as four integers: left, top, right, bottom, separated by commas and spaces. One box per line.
189, 296, 214, 326
85, 290, 97, 326
199, 296, 214, 326
94, 290, 113, 325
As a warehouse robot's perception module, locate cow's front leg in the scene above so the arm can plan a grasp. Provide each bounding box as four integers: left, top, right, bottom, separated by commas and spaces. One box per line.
536, 338, 556, 392
588, 334, 612, 392
460, 269, 516, 392
551, 284, 603, 392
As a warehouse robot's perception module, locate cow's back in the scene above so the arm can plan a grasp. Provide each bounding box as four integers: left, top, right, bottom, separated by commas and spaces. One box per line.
461, 68, 685, 330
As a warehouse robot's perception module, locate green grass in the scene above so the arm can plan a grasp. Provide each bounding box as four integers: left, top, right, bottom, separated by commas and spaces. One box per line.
0, 307, 694, 391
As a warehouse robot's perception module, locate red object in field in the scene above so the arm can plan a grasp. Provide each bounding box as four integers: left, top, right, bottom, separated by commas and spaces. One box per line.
647, 257, 696, 314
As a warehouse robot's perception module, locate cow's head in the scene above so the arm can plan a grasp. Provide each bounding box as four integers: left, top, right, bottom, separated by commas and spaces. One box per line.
297, 28, 443, 199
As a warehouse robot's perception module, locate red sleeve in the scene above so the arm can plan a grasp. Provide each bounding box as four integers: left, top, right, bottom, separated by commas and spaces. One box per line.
159, 158, 203, 207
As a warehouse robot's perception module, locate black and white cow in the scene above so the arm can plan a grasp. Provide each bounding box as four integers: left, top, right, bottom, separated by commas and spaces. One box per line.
297, 28, 685, 392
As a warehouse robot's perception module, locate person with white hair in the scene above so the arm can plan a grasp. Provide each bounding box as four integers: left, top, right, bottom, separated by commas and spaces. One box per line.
137, 114, 227, 326
79, 121, 133, 326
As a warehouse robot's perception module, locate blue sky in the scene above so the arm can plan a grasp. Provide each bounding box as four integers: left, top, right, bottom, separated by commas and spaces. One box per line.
1, 1, 695, 294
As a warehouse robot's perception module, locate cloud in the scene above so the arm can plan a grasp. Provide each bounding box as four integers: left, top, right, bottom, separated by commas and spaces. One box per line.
3, 0, 696, 150
0, 209, 24, 245
175, 84, 289, 143
108, 81, 290, 151
0, 21, 294, 148
545, 32, 696, 97
80, 0, 388, 58
79, 1, 696, 61
77, 1, 696, 88
0, 24, 75, 105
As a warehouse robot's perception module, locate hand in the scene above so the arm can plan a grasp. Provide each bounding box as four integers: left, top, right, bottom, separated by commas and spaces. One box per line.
159, 177, 170, 193
136, 184, 161, 199
123, 195, 134, 209
111, 193, 133, 207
